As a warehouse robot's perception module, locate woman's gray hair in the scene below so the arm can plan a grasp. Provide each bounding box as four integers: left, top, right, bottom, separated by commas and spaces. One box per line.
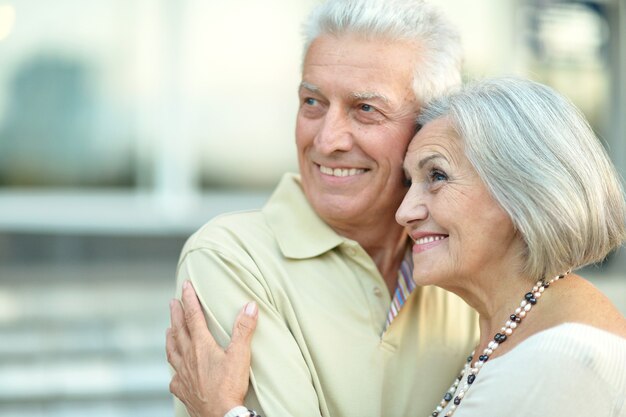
302, 0, 462, 105
418, 77, 626, 280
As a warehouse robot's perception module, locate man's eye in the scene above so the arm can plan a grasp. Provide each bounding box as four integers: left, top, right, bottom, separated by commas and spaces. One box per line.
304, 97, 318, 106
360, 104, 374, 112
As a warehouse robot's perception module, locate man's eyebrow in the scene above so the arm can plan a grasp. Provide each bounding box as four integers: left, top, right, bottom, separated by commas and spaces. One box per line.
351, 91, 390, 104
299, 82, 321, 93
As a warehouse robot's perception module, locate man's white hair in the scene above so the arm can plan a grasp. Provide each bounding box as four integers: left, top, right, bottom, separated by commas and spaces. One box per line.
302, 0, 463, 105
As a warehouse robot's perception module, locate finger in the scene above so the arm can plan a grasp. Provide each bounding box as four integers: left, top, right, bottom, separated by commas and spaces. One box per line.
228, 301, 258, 355
169, 373, 183, 399
170, 298, 188, 334
181, 280, 219, 350
166, 327, 183, 370
170, 298, 192, 354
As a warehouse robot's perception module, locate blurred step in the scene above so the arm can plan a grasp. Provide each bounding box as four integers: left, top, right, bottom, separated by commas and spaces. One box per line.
0, 319, 166, 359
0, 356, 169, 403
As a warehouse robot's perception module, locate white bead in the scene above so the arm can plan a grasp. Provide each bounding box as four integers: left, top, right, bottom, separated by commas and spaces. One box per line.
532, 286, 539, 292
534, 292, 541, 298
437, 406, 443, 412
486, 348, 493, 355
458, 391, 465, 399
524, 303, 532, 312
488, 341, 495, 349
501, 327, 507, 332
476, 361, 484, 368
519, 310, 526, 318
506, 320, 512, 327
539, 287, 545, 293
510, 322, 517, 329
451, 404, 457, 411
505, 328, 513, 335
536, 280, 543, 287
515, 307, 522, 314
521, 300, 527, 307
492, 342, 499, 349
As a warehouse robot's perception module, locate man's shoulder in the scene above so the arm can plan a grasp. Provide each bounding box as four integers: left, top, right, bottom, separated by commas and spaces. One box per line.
184, 209, 273, 253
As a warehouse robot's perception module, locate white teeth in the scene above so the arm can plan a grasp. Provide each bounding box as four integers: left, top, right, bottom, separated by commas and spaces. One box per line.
320, 165, 365, 177
415, 235, 447, 245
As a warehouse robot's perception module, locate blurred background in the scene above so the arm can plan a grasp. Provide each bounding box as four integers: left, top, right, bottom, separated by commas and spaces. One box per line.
0, 0, 624, 416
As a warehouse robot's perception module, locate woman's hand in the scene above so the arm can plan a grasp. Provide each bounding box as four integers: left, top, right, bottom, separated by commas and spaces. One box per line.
166, 280, 258, 417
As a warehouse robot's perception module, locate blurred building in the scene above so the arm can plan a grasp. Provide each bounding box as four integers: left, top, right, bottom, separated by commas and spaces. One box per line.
0, 1, 624, 416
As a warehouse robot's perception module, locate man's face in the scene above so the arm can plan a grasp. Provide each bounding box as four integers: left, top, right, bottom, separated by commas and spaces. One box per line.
296, 34, 420, 229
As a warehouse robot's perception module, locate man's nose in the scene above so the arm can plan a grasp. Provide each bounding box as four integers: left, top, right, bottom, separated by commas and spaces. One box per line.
395, 184, 429, 227
314, 106, 353, 154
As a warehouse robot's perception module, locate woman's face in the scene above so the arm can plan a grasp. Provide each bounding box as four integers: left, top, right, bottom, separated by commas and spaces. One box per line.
396, 117, 523, 292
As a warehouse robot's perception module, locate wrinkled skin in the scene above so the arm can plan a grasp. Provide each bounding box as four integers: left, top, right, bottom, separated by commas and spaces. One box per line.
166, 281, 258, 417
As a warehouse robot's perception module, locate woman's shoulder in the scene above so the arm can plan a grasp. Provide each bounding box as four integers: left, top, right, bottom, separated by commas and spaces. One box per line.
456, 324, 626, 417
521, 322, 626, 358
545, 274, 626, 338
495, 323, 626, 391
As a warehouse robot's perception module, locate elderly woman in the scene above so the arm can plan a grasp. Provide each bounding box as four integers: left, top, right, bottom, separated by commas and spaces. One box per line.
167, 77, 626, 417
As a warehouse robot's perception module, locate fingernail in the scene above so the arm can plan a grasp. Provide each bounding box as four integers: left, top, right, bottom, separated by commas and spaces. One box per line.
244, 302, 257, 317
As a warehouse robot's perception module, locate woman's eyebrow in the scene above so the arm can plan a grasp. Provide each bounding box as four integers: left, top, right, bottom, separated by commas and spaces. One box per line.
418, 154, 447, 169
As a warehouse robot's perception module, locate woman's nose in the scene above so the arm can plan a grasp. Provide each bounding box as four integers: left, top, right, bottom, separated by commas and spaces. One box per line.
395, 184, 428, 227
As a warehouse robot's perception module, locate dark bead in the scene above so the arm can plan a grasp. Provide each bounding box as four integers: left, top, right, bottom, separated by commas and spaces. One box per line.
525, 292, 533, 300
529, 297, 537, 305
467, 355, 473, 362
544, 282, 550, 288
495, 333, 507, 343
479, 355, 488, 362
467, 374, 476, 384
515, 317, 522, 323
510, 314, 517, 321
432, 412, 439, 417
444, 393, 453, 402
454, 397, 461, 405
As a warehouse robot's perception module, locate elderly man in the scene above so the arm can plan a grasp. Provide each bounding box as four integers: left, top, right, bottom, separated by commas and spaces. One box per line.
167, 1, 477, 416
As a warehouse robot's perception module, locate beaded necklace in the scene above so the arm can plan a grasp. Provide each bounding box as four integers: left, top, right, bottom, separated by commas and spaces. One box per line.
428, 271, 570, 417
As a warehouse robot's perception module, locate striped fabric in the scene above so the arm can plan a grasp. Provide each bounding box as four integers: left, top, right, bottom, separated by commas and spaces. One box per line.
385, 249, 416, 330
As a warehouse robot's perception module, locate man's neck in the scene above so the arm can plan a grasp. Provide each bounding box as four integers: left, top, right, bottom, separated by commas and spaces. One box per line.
333, 219, 408, 296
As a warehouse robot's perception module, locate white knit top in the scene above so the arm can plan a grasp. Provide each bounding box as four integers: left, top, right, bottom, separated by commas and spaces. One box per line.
443, 323, 626, 417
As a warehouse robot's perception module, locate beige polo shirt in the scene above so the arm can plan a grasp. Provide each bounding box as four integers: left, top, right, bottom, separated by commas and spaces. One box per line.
175, 173, 478, 417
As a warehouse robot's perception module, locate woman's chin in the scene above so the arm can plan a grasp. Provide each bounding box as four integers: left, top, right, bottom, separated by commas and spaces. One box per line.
411, 270, 445, 288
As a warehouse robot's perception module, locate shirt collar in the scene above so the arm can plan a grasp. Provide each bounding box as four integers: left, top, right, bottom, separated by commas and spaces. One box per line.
262, 173, 344, 259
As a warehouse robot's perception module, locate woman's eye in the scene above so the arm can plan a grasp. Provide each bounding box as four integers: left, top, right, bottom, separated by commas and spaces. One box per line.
429, 169, 448, 182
